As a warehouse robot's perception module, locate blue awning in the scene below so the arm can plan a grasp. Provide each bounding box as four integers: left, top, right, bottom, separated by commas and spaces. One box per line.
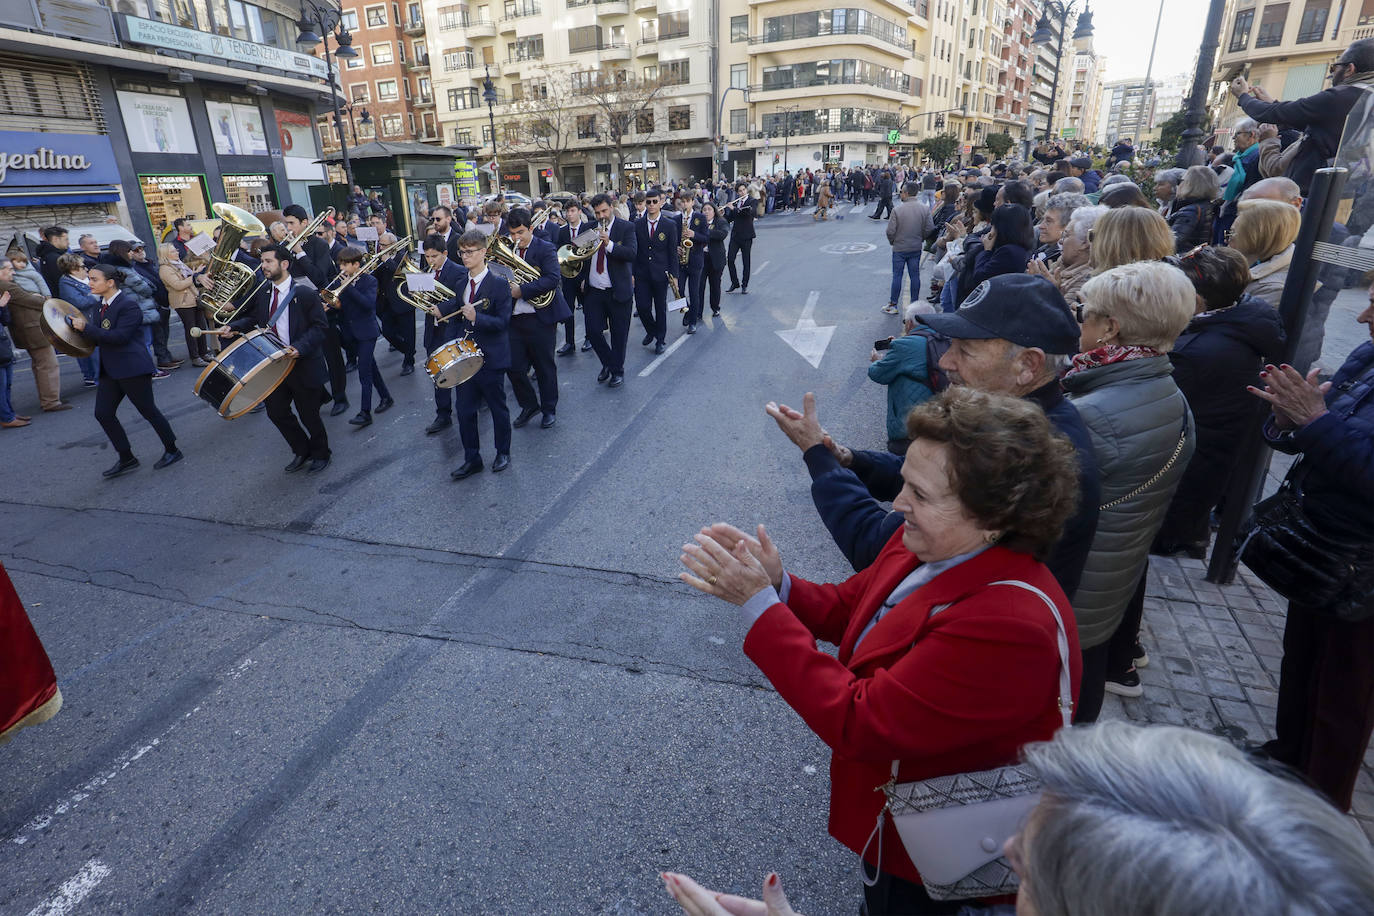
0, 187, 122, 207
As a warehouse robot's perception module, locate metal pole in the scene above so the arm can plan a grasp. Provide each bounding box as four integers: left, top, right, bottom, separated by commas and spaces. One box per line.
1135, 0, 1166, 141
487, 103, 498, 194
323, 29, 354, 189
1178, 0, 1227, 167
1043, 3, 1068, 141
1205, 167, 1348, 583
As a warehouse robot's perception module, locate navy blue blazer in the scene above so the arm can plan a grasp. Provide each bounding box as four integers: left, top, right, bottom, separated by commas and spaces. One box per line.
511, 236, 571, 325
228, 280, 330, 388
78, 291, 154, 379
452, 269, 512, 372
582, 216, 636, 302
675, 211, 709, 270
291, 235, 337, 289
424, 257, 469, 351
634, 214, 679, 280
335, 271, 382, 340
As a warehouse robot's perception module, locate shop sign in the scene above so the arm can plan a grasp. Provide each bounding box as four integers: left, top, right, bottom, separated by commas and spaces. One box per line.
502, 173, 523, 182
623, 161, 658, 170
222, 174, 271, 188
118, 14, 329, 80
0, 131, 120, 187
453, 160, 480, 197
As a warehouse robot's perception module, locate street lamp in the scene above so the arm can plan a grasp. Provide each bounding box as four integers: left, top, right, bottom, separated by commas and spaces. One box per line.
482, 65, 499, 194
776, 104, 800, 175
1031, 1, 1094, 142
297, 0, 358, 189
342, 102, 372, 147
713, 85, 749, 183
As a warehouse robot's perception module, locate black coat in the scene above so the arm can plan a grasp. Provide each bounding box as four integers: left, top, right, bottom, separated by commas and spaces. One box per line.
511, 236, 572, 324
335, 272, 382, 340
1168, 197, 1215, 253
290, 236, 337, 290
1238, 83, 1368, 194
228, 281, 330, 388
582, 216, 637, 302
634, 213, 680, 278
723, 200, 755, 240
36, 240, 64, 295
705, 217, 728, 272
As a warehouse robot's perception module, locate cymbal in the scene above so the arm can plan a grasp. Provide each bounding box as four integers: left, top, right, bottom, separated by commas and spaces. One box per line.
41, 298, 94, 358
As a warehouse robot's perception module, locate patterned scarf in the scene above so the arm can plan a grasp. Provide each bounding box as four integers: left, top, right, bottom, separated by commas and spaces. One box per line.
1064, 344, 1163, 378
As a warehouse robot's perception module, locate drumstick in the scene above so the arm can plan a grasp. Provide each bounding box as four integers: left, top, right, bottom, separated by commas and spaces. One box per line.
189, 326, 230, 338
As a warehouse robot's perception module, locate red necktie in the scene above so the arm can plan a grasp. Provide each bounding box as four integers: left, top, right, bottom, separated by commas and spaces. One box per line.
470, 279, 477, 304
520, 247, 527, 260
271, 287, 279, 312
596, 237, 606, 272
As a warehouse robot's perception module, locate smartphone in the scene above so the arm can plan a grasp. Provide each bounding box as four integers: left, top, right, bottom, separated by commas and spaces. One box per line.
874, 338, 893, 351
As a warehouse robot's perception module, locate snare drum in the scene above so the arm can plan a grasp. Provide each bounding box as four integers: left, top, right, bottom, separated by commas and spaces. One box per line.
425, 336, 484, 388
193, 328, 295, 419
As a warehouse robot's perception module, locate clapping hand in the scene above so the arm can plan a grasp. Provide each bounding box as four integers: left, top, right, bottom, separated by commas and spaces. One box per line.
1229, 76, 1251, 97
662, 872, 804, 916
1248, 363, 1331, 429
765, 393, 854, 466
1252, 86, 1275, 103
680, 524, 777, 606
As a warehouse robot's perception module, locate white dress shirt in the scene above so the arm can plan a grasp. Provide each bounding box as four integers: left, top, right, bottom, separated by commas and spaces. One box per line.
270, 277, 293, 345
512, 241, 536, 316
588, 218, 615, 290
464, 268, 488, 308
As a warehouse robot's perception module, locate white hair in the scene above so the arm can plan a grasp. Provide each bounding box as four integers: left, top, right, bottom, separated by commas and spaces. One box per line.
1154, 168, 1186, 187
1053, 177, 1085, 194
1079, 260, 1196, 350
1233, 116, 1259, 134
1099, 173, 1132, 188
1045, 193, 1093, 220
1022, 722, 1374, 916
904, 301, 936, 322
1065, 204, 1109, 244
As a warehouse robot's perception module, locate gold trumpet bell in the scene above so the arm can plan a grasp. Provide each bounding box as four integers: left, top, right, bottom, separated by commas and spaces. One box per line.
200, 202, 267, 323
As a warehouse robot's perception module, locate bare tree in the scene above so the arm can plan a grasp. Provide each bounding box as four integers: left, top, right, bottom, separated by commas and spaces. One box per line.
580, 67, 664, 190
509, 68, 578, 192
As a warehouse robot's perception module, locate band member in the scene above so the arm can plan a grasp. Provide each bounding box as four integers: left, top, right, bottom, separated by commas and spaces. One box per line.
702, 202, 728, 317
557, 198, 592, 355
429, 206, 461, 260
450, 231, 513, 479
420, 236, 469, 434
674, 194, 709, 333
68, 264, 182, 478
581, 194, 637, 388
724, 183, 756, 294
633, 188, 678, 355
330, 247, 394, 428
218, 244, 331, 473
282, 204, 349, 415
482, 201, 509, 237
504, 209, 572, 430
374, 232, 416, 375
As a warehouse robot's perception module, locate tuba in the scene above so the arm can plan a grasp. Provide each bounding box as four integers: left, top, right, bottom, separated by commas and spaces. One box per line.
200, 202, 266, 323
485, 233, 553, 308
557, 221, 605, 278
321, 236, 412, 308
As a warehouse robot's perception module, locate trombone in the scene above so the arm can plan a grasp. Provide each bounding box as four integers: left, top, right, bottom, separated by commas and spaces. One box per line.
320, 236, 412, 308
285, 207, 334, 255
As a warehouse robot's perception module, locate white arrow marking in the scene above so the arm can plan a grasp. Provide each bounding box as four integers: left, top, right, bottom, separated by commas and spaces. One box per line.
775, 291, 835, 368
25, 860, 111, 916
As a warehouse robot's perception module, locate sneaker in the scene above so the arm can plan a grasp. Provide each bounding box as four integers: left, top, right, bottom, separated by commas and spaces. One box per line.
1133, 642, 1149, 669
881, 303, 899, 315
83, 378, 98, 387
1104, 667, 1143, 698
152, 369, 171, 380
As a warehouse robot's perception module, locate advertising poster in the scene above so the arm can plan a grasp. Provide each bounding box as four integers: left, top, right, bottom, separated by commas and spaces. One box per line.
453, 160, 479, 198
435, 183, 454, 208
118, 91, 197, 154
206, 101, 268, 156
275, 109, 319, 159
408, 186, 430, 236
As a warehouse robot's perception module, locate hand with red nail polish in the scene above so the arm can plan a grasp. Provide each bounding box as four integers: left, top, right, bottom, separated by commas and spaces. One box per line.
663, 871, 804, 916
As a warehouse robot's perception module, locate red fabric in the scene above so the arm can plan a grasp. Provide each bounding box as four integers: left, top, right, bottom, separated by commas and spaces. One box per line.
0, 561, 59, 737
1064, 344, 1162, 377
742, 534, 1081, 884
595, 240, 606, 272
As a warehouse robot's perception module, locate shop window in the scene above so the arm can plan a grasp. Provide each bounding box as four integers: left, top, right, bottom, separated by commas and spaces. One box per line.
377, 79, 399, 100
365, 4, 387, 27
222, 173, 276, 212
372, 42, 393, 65
668, 105, 689, 130
139, 174, 210, 239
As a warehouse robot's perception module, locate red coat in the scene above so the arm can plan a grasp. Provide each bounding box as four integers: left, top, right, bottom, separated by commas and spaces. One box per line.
1, 561, 62, 742
743, 533, 1081, 884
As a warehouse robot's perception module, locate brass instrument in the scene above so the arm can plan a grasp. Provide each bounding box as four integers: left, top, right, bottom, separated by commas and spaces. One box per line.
679, 237, 692, 266
320, 236, 412, 308
394, 257, 459, 315
530, 208, 550, 233
485, 233, 553, 308
284, 207, 334, 255
557, 220, 606, 278
200, 202, 266, 323
667, 272, 682, 300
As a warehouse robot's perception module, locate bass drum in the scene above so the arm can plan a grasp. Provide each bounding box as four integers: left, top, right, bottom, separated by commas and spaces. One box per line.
425, 336, 484, 388
193, 328, 295, 419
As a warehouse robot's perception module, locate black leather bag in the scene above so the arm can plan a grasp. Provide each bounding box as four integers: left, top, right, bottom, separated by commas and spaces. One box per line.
1238, 463, 1374, 622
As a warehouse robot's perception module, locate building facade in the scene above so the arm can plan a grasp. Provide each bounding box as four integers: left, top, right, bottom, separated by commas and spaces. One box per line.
1100, 78, 1155, 147
0, 0, 331, 252
1062, 46, 1105, 144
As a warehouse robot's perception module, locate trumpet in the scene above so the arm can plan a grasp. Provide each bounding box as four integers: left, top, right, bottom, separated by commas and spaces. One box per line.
320, 236, 412, 308
558, 219, 607, 278
485, 233, 553, 308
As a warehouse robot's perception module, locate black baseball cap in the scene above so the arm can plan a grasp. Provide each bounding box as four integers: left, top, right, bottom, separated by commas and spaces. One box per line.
918, 275, 1081, 354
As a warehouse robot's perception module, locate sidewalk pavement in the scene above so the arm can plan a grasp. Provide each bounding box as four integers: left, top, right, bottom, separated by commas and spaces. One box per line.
1104, 554, 1374, 842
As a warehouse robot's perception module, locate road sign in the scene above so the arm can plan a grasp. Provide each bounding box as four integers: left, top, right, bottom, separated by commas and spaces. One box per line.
887, 129, 900, 144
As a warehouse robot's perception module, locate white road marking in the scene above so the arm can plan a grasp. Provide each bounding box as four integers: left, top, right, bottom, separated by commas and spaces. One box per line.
753, 260, 769, 275
637, 333, 691, 377
775, 291, 835, 369
24, 859, 111, 916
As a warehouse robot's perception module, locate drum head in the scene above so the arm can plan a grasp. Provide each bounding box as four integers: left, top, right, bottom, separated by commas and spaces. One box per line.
449, 353, 483, 385
193, 329, 293, 419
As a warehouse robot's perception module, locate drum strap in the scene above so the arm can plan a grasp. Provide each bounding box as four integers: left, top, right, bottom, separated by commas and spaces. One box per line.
266, 285, 296, 329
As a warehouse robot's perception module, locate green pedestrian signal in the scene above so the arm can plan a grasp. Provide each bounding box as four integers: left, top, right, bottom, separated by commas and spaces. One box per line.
887, 129, 900, 144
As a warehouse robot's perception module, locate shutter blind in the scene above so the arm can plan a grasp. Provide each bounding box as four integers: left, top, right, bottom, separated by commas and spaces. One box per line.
0, 53, 107, 134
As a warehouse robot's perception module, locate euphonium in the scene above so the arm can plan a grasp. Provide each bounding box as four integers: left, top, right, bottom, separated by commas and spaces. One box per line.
320, 236, 412, 308
200, 202, 266, 323
486, 233, 553, 308
395, 257, 458, 314
557, 220, 605, 278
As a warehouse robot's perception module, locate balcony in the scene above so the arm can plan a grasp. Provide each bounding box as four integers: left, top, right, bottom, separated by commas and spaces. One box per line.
748, 24, 910, 56
413, 93, 436, 108
403, 15, 425, 35
633, 0, 655, 10
442, 53, 478, 72
500, 2, 541, 30
594, 0, 630, 14
465, 17, 497, 37
749, 76, 914, 103
634, 38, 657, 56
405, 54, 431, 72
598, 41, 631, 61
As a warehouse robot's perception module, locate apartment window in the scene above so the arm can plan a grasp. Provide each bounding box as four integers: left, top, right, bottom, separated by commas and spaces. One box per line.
346, 55, 366, 69
570, 25, 603, 52
508, 36, 544, 60
504, 0, 539, 16
365, 4, 387, 26
443, 48, 475, 70
636, 110, 654, 133
576, 114, 596, 139
572, 70, 597, 92
668, 105, 690, 130
382, 113, 403, 135
350, 83, 370, 102
730, 14, 747, 41
660, 59, 689, 85
371, 42, 393, 64
341, 9, 359, 29
524, 79, 548, 99
1228, 9, 1254, 51
642, 64, 657, 82
504, 123, 520, 143
659, 10, 688, 38
438, 4, 464, 28
1297, 0, 1330, 42
729, 108, 746, 133
640, 19, 657, 41
377, 78, 399, 100
482, 125, 492, 144
456, 128, 473, 144
1256, 3, 1288, 47
413, 40, 427, 59
418, 76, 432, 99
729, 63, 747, 89
448, 87, 479, 108
760, 10, 907, 50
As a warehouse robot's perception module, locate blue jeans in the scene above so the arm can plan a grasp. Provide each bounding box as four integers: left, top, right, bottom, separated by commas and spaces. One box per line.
0, 364, 13, 422
890, 250, 921, 306
78, 350, 100, 380
941, 275, 959, 313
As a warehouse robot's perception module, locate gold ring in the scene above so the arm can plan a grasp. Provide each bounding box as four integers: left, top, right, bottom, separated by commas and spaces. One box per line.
708, 575, 718, 585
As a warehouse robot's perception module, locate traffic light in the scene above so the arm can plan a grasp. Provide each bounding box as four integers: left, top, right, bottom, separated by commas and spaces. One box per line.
773, 153, 780, 164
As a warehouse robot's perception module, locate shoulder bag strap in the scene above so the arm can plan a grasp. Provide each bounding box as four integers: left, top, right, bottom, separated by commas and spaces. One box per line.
1100, 415, 1190, 511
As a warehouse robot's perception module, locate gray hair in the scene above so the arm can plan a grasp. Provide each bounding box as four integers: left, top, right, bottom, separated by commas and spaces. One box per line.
1020, 722, 1374, 916
78, 233, 96, 244
1045, 193, 1093, 222
1099, 173, 1132, 189
1064, 204, 1109, 243
904, 300, 935, 323
1007, 342, 1072, 380
1233, 116, 1259, 134
1177, 164, 1222, 201
1052, 176, 1085, 194
1154, 167, 1186, 187
1242, 176, 1303, 205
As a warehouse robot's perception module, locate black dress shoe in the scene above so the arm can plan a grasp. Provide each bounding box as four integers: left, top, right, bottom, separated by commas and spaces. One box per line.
686, 323, 697, 334
608, 374, 624, 388
307, 457, 331, 473
329, 401, 350, 417
597, 367, 611, 383
400, 363, 415, 376
540, 413, 556, 429
153, 450, 183, 470
512, 405, 540, 428
580, 339, 593, 352
344, 360, 358, 373
284, 454, 309, 472
654, 342, 666, 355
740, 287, 748, 295
641, 332, 654, 346
682, 312, 691, 326
491, 453, 511, 472
556, 342, 575, 356
375, 397, 395, 414
726, 283, 739, 292
711, 308, 720, 316
102, 456, 139, 479
349, 411, 373, 428
425, 416, 452, 435
450, 460, 483, 480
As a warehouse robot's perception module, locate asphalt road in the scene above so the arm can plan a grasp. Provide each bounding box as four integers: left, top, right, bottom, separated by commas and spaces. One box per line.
1, 200, 914, 915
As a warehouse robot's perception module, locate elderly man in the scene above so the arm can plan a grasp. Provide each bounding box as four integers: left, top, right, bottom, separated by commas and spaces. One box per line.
882, 181, 934, 316
766, 274, 1099, 605
76, 234, 101, 268
1053, 176, 1085, 195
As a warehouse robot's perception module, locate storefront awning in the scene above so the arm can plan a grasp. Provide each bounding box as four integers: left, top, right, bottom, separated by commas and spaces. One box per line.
0, 185, 122, 207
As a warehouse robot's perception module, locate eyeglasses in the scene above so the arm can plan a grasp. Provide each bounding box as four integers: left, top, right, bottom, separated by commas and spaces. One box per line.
458, 248, 484, 256
1074, 303, 1086, 323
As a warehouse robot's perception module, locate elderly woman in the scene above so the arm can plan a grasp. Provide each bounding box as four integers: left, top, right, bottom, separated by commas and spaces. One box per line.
1154, 167, 1185, 217
1089, 206, 1175, 274
1167, 165, 1221, 253
680, 388, 1082, 915
158, 243, 210, 367
1063, 261, 1196, 720
1249, 288, 1374, 812
1154, 246, 1285, 558
57, 252, 103, 385
1029, 204, 1106, 304
1230, 198, 1300, 307
1030, 192, 1091, 265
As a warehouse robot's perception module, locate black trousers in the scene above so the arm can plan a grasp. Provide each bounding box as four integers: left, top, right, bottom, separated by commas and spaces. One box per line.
380, 306, 416, 365
583, 287, 632, 375
355, 335, 390, 410
684, 262, 705, 324
322, 322, 348, 404
506, 314, 558, 415
872, 196, 894, 219
862, 870, 963, 915
94, 372, 177, 460
1076, 641, 1110, 724
634, 270, 669, 345
455, 366, 510, 463
560, 279, 581, 347
727, 237, 752, 288
266, 371, 330, 460
707, 265, 723, 312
